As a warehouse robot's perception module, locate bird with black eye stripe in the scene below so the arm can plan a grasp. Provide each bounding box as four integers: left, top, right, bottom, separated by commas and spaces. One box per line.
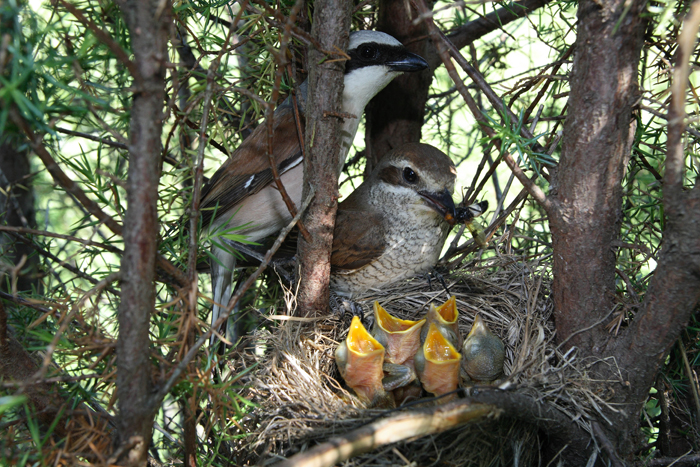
201, 31, 429, 346
330, 143, 459, 297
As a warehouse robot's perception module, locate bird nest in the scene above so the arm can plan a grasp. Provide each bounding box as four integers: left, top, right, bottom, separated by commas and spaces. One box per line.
220, 248, 611, 466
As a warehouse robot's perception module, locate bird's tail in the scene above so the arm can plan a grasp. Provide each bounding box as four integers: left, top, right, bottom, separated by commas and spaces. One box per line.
210, 245, 237, 348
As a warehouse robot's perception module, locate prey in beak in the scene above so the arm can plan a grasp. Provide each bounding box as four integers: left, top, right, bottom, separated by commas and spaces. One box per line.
418, 188, 457, 225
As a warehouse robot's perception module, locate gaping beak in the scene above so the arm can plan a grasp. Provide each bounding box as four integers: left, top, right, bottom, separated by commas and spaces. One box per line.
387, 51, 429, 72
335, 316, 386, 404
462, 314, 505, 383
415, 323, 462, 398
373, 301, 426, 366
419, 188, 457, 225
421, 295, 460, 347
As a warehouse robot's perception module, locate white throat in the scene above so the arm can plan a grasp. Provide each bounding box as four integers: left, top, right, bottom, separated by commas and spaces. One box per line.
336, 66, 400, 172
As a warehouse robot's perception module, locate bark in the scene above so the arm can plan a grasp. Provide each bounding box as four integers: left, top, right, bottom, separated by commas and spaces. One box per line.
0, 138, 40, 293
113, 0, 171, 465
365, 0, 432, 173
297, 0, 351, 316
547, 0, 700, 460
550, 0, 645, 353
602, 1, 700, 455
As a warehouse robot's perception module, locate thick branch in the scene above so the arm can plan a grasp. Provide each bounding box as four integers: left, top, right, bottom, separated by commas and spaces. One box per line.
610, 0, 700, 451
297, 0, 351, 317
114, 1, 172, 465
277, 401, 498, 467
549, 0, 645, 353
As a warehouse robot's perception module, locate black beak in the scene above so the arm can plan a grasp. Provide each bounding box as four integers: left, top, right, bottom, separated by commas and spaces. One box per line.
419, 188, 457, 225
387, 51, 429, 72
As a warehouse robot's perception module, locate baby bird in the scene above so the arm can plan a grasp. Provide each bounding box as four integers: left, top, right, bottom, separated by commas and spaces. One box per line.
462, 314, 505, 383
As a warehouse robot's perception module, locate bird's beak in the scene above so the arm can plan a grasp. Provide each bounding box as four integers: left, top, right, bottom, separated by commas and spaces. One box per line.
386, 51, 429, 72
421, 295, 460, 346
462, 314, 505, 383
335, 316, 386, 404
373, 301, 426, 365
415, 323, 462, 398
419, 188, 457, 225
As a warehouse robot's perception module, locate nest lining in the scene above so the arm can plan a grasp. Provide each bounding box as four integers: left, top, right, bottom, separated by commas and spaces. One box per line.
222, 251, 612, 466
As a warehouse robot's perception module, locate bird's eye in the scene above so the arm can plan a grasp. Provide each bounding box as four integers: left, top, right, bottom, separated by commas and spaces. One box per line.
359, 44, 377, 59
403, 167, 418, 184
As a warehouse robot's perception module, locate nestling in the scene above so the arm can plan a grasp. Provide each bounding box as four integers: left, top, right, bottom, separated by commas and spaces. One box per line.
462, 314, 505, 383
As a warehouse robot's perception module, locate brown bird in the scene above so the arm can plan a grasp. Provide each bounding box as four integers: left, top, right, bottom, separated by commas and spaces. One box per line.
462, 314, 505, 383
330, 143, 458, 296
414, 322, 462, 399
202, 31, 429, 344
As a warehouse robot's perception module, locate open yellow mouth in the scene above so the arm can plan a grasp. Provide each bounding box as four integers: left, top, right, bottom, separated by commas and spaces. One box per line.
374, 302, 425, 365
424, 323, 461, 363
418, 323, 461, 397
375, 302, 424, 333
434, 296, 457, 324
337, 316, 386, 404
347, 316, 384, 357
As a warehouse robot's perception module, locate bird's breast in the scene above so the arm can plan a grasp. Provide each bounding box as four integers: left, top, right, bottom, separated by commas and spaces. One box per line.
331, 214, 450, 296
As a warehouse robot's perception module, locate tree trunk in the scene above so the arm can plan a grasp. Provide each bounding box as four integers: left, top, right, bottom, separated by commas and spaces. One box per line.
0, 138, 40, 293
364, 0, 432, 174
551, 0, 645, 355
114, 0, 171, 464
297, 0, 352, 317
546, 0, 700, 460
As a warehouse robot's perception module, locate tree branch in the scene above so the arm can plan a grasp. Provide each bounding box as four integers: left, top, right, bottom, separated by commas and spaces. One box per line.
114, 1, 172, 465
276, 400, 499, 467
297, 0, 351, 317
426, 0, 555, 70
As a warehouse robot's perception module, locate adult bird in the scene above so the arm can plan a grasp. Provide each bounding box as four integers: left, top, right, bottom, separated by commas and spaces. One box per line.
201, 31, 429, 345
330, 143, 458, 297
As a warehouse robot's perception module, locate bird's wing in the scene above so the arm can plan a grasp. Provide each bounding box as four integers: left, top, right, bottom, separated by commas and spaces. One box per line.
200, 104, 304, 226
331, 209, 387, 271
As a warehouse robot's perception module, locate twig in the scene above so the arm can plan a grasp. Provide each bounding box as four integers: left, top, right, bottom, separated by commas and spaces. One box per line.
275, 400, 498, 467
414, 0, 552, 213
0, 225, 122, 254
591, 421, 624, 467
666, 0, 700, 199
678, 338, 700, 430
54, 127, 183, 169
642, 452, 700, 467
264, 0, 311, 242
54, 0, 141, 84
33, 272, 121, 382
151, 187, 315, 407
10, 109, 123, 236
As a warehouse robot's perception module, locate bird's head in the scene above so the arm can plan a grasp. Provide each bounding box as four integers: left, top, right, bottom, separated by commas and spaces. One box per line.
372, 143, 458, 223
343, 31, 428, 110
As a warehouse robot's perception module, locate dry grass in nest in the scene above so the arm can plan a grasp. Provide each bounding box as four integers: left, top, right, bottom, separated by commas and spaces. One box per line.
223, 249, 614, 466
